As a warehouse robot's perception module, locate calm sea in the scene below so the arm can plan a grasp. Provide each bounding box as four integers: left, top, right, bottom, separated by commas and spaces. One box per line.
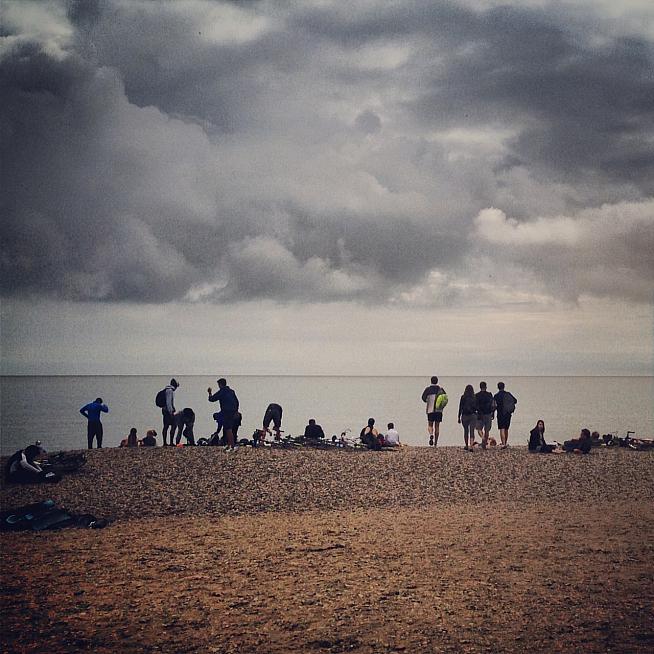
0, 376, 652, 454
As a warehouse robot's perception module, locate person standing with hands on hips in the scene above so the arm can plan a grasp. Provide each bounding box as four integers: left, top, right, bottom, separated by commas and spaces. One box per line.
208, 378, 240, 451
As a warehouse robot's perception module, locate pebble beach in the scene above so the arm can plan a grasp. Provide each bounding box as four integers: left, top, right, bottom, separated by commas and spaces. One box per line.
1, 446, 653, 653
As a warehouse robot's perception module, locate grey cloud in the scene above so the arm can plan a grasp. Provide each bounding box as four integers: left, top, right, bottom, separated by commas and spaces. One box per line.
2, 1, 653, 308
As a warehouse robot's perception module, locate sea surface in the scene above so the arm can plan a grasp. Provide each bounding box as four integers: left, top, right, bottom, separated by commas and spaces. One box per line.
0, 376, 652, 454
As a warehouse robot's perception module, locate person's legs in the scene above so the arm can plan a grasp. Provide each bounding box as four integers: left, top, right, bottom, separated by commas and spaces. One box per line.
463, 415, 474, 449
427, 420, 434, 445
223, 413, 236, 449
162, 411, 174, 446
96, 422, 103, 448
87, 422, 94, 449
433, 412, 442, 446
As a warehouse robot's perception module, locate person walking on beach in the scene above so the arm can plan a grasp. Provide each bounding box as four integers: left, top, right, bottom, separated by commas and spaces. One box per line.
80, 397, 109, 449
157, 378, 179, 446
421, 376, 444, 446
262, 403, 283, 440
494, 382, 517, 448
208, 378, 239, 451
475, 381, 494, 449
458, 385, 478, 451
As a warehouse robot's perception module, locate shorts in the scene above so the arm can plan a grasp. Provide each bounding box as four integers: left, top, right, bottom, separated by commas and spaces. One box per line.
162, 410, 175, 428
427, 412, 443, 423
221, 412, 237, 430
497, 413, 512, 430
263, 406, 282, 430
476, 414, 492, 431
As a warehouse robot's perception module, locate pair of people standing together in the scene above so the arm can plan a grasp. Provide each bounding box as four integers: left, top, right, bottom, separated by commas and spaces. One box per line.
422, 377, 517, 449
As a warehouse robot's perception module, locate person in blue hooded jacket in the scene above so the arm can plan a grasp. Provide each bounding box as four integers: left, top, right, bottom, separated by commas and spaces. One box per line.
80, 398, 109, 449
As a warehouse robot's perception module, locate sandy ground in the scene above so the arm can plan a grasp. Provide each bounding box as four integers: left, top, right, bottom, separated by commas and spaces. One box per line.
1, 447, 653, 653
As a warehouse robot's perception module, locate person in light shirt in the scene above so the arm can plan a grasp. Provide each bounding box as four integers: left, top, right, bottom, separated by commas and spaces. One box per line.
384, 422, 401, 447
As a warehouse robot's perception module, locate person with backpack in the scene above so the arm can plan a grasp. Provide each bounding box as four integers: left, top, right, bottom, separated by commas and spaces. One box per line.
208, 378, 239, 451
80, 397, 109, 449
421, 376, 447, 447
457, 385, 478, 451
494, 382, 517, 448
156, 379, 179, 446
475, 381, 495, 449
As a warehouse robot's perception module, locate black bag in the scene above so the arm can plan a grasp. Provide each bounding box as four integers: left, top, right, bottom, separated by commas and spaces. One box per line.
155, 388, 167, 408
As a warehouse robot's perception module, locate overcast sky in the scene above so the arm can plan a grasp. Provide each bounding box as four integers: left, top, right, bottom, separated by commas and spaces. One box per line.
1, 0, 653, 375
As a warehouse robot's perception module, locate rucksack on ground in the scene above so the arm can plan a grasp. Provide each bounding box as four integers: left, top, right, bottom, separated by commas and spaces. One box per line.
155, 388, 167, 408
503, 393, 517, 414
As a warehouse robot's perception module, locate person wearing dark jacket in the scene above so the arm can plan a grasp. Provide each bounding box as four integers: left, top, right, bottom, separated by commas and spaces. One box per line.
494, 382, 517, 449
475, 382, 494, 449
5, 445, 46, 483
208, 378, 239, 450
360, 418, 382, 450
457, 385, 478, 451
564, 428, 593, 454
304, 419, 325, 440
528, 420, 555, 453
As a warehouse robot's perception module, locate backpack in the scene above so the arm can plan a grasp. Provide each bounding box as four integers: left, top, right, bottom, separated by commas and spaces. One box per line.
503, 392, 517, 414
155, 388, 167, 408
435, 392, 448, 410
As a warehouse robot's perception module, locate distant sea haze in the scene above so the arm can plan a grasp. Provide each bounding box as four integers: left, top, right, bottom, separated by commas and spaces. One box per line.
1, 376, 652, 454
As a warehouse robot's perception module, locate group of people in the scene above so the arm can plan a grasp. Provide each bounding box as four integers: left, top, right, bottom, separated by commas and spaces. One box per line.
424, 377, 518, 450
76, 375, 606, 454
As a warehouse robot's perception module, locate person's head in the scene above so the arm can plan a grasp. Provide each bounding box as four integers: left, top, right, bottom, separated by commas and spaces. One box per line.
308, 418, 316, 425
170, 378, 179, 389
217, 378, 227, 388
431, 376, 438, 385
95, 397, 103, 404
146, 429, 157, 438
591, 431, 600, 439
367, 418, 375, 427
129, 428, 137, 436
387, 422, 394, 430
536, 419, 545, 432
464, 384, 474, 396
479, 381, 487, 390
580, 428, 591, 439
497, 381, 505, 390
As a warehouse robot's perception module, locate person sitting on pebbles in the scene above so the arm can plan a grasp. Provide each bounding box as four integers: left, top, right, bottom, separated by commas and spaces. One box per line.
384, 422, 401, 447
141, 429, 157, 447
120, 428, 139, 448
563, 428, 593, 454
528, 420, 556, 453
360, 418, 383, 450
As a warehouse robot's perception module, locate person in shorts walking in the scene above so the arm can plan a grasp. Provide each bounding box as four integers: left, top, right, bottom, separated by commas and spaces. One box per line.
494, 381, 517, 448
421, 376, 444, 446
475, 381, 494, 449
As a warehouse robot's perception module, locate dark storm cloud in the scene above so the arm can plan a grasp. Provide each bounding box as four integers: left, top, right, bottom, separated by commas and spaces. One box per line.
1, 1, 653, 306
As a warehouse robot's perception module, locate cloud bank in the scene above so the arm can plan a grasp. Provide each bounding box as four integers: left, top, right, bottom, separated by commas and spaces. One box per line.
1, 0, 653, 306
